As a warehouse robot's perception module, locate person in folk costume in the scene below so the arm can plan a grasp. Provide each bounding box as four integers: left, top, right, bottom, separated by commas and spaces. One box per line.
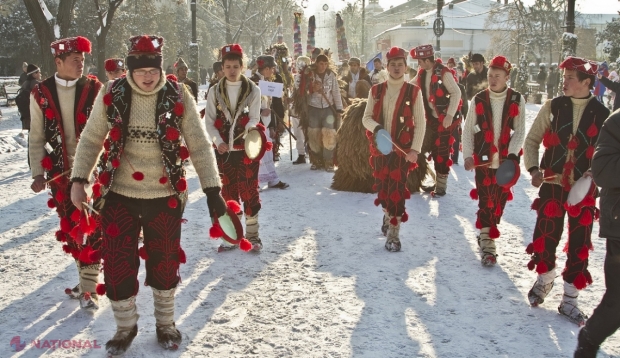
289, 56, 311, 165
411, 44, 462, 197
250, 55, 289, 189
370, 57, 389, 85
174, 57, 198, 102
343, 57, 371, 100
204, 44, 265, 252
307, 53, 344, 171
523, 56, 610, 326
69, 35, 226, 354
28, 36, 103, 309
361, 47, 426, 252
207, 61, 224, 94
104, 58, 126, 81
462, 56, 526, 266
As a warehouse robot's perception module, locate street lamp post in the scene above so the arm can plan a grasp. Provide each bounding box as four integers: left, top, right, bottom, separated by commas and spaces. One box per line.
189, 0, 199, 83
361, 0, 366, 59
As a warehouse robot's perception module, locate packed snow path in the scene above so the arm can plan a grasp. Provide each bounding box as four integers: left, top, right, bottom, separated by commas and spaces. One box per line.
0, 100, 618, 357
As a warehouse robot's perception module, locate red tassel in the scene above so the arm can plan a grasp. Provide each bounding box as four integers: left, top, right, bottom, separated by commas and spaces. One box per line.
176, 178, 188, 192
484, 131, 493, 143
178, 248, 186, 264
99, 171, 110, 186
159, 176, 168, 184
489, 226, 500, 239
239, 238, 253, 252
535, 261, 548, 275
174, 102, 184, 116
265, 141, 274, 151
60, 217, 72, 233
577, 245, 589, 261
475, 218, 482, 229
435, 88, 444, 97
179, 146, 190, 160
533, 237, 546, 253
79, 214, 96, 235
527, 259, 535, 271
586, 145, 595, 159
47, 198, 56, 208
579, 210, 593, 226
138, 246, 149, 260
243, 156, 253, 165
373, 198, 380, 206
168, 197, 178, 209
475, 102, 484, 115
103, 93, 113, 106
447, 159, 453, 167
543, 200, 562, 218
92, 183, 101, 198
78, 246, 95, 264
449, 136, 456, 145
586, 123, 598, 138
96, 283, 106, 296
401, 212, 409, 223
567, 204, 581, 218
88, 249, 101, 263
573, 272, 588, 290
70, 209, 81, 223
227, 200, 241, 213
507, 191, 514, 201
526, 243, 534, 255
582, 196, 596, 207
62, 245, 72, 254
209, 223, 224, 238
469, 188, 478, 200
567, 137, 579, 150
132, 172, 144, 181
508, 102, 519, 117
389, 217, 398, 226
55, 189, 65, 202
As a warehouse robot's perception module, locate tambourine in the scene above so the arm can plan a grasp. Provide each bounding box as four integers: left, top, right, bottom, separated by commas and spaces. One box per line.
375, 129, 395, 155
496, 159, 520, 188
567, 176, 594, 206
244, 127, 268, 161
210, 201, 252, 251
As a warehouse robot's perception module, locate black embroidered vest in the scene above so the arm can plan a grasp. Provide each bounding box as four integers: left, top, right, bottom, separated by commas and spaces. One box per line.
417, 63, 457, 121
34, 76, 102, 178
541, 96, 609, 184
96, 77, 187, 200
212, 77, 253, 150
472, 88, 521, 164
370, 81, 419, 148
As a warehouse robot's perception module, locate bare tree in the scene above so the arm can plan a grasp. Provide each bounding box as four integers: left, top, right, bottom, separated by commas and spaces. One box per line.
93, 0, 125, 82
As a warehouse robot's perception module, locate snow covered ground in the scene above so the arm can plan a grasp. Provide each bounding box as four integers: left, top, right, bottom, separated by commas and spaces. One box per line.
0, 97, 619, 358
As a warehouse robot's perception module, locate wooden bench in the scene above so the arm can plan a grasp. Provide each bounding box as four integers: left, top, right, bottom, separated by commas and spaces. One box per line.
3, 84, 21, 106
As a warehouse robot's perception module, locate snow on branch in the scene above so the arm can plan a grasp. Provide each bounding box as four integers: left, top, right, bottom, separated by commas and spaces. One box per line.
38, 0, 54, 21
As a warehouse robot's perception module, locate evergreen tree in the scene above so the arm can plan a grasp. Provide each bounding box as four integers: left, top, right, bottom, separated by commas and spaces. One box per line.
596, 18, 620, 63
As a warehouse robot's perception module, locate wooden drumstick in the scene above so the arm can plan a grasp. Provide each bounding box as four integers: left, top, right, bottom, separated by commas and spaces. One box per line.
543, 175, 557, 180
44, 170, 72, 184
82, 202, 100, 216
380, 133, 409, 156
474, 162, 492, 168
83, 208, 90, 226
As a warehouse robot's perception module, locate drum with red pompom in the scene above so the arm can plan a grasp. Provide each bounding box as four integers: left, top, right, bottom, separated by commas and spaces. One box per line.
496, 159, 520, 188
567, 176, 594, 206
244, 127, 268, 161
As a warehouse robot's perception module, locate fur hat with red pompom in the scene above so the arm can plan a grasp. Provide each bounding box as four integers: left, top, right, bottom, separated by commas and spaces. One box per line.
488, 55, 512, 74
50, 36, 91, 57
104, 58, 125, 72
386, 47, 407, 62
126, 35, 164, 71
409, 44, 434, 60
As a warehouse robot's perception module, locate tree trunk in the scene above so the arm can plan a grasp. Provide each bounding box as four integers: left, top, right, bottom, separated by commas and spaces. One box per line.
93, 0, 124, 82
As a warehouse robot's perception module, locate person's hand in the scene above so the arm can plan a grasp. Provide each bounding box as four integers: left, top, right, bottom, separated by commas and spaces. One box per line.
71, 182, 87, 211
260, 108, 271, 117
217, 143, 229, 154
31, 175, 46, 193
205, 187, 227, 218
405, 150, 418, 163
442, 115, 453, 129
531, 169, 543, 188
269, 128, 276, 139
464, 157, 475, 171
583, 170, 593, 179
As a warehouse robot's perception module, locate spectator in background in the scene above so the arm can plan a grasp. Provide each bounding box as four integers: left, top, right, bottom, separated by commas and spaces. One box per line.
546, 65, 560, 100
16, 64, 41, 135
199, 65, 207, 85
104, 58, 126, 81
18, 62, 28, 85
597, 72, 620, 111
369, 57, 388, 85
446, 57, 456, 70
342, 57, 370, 99
465, 53, 488, 100
537, 64, 547, 93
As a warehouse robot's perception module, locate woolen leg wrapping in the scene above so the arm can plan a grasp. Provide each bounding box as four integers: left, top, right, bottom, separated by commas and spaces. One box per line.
436, 174, 448, 191
563, 281, 579, 305
479, 227, 496, 256
307, 128, 323, 153
152, 288, 176, 327
110, 296, 139, 329
538, 268, 556, 284
387, 216, 401, 240
245, 214, 259, 239
321, 128, 337, 151
80, 264, 100, 293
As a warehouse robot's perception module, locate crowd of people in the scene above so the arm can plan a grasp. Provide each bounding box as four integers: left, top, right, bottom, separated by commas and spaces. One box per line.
17, 33, 620, 357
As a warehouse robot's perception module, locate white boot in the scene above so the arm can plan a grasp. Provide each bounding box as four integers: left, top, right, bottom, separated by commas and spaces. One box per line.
478, 228, 497, 266
246, 214, 261, 251
385, 216, 401, 252
558, 281, 588, 326
79, 263, 100, 309
528, 268, 556, 306
106, 296, 139, 356
433, 174, 448, 197
153, 288, 181, 350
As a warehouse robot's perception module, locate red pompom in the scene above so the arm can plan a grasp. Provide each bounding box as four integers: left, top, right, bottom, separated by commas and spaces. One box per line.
404, 189, 411, 199
176, 178, 187, 192
47, 198, 56, 208
166, 127, 180, 141
69, 226, 81, 240
96, 283, 106, 296
435, 88, 444, 97
75, 36, 92, 53
103, 93, 113, 106
543, 200, 562, 218
475, 102, 484, 115
447, 159, 453, 167
62, 244, 72, 254
533, 237, 546, 253
159, 176, 168, 184
390, 217, 398, 226
399, 131, 411, 145
134, 35, 156, 53
582, 195, 596, 207
168, 196, 178, 209
41, 156, 53, 171
566, 203, 581, 217
374, 198, 381, 206
535, 261, 548, 275
586, 146, 595, 159
567, 136, 579, 150
449, 136, 456, 145
527, 259, 536, 271
138, 246, 149, 260
179, 146, 190, 160
99, 171, 110, 186
225, 200, 240, 213
586, 123, 598, 138
214, 118, 223, 129
209, 223, 224, 238
132, 172, 144, 181
239, 238, 253, 252
70, 209, 81, 223
104, 59, 118, 72
469, 188, 478, 200
401, 212, 409, 222
109, 126, 121, 141
111, 158, 120, 168
484, 131, 493, 144
60, 217, 72, 233
508, 102, 519, 117
80, 214, 96, 235
78, 245, 95, 264
577, 245, 589, 261
542, 131, 560, 148
77, 112, 87, 125
243, 156, 253, 165
475, 217, 482, 229
265, 141, 274, 151
489, 226, 500, 239
174, 102, 184, 116
166, 74, 178, 81
45, 108, 54, 119
483, 177, 492, 186
507, 191, 514, 201
431, 75, 438, 82
579, 210, 593, 226
526, 243, 534, 255
178, 248, 186, 264
573, 272, 588, 290
436, 156, 444, 164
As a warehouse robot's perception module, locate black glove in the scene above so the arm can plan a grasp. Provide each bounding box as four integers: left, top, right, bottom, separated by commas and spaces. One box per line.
204, 186, 227, 217
507, 153, 520, 164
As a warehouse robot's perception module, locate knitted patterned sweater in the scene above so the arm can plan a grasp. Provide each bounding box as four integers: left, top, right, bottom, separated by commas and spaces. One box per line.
71, 74, 221, 199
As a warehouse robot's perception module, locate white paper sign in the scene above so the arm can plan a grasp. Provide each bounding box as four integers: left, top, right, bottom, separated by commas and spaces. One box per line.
258, 80, 284, 98
244, 70, 253, 78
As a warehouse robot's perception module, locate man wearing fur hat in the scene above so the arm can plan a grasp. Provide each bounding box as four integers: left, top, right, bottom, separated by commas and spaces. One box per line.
204, 44, 265, 251
251, 55, 289, 189
343, 57, 371, 99
70, 35, 226, 354
465, 53, 488, 100
175, 57, 198, 102
104, 58, 126, 81
411, 44, 462, 197
362, 47, 426, 252
28, 36, 103, 309
463, 55, 526, 266
523, 56, 610, 326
